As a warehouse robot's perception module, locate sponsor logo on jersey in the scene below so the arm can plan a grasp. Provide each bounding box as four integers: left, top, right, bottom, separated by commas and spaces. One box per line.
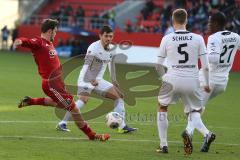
217, 64, 231, 68
172, 65, 196, 68
49, 50, 56, 58
95, 57, 111, 63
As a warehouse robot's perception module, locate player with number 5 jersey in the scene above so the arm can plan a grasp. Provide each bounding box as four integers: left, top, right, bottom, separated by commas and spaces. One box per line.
155, 9, 215, 155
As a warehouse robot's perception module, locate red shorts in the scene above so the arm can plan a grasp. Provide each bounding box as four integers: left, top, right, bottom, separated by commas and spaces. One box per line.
42, 78, 75, 111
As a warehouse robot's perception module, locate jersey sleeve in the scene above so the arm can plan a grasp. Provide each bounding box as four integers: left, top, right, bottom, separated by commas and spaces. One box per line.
157, 36, 167, 65
84, 44, 97, 65
80, 44, 97, 81
198, 36, 209, 69
198, 36, 210, 86
207, 35, 221, 64
155, 36, 168, 77
238, 34, 240, 50
18, 37, 42, 50
198, 36, 208, 56
108, 49, 117, 82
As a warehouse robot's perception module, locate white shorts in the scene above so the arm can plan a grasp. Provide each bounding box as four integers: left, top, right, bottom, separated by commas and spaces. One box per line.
77, 79, 113, 96
158, 74, 203, 113
201, 83, 226, 106
199, 72, 227, 106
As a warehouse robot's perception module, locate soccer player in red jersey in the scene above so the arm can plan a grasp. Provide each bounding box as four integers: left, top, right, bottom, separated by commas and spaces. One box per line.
13, 19, 110, 141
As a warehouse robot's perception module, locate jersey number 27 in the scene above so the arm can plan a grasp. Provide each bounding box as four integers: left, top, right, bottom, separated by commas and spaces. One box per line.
219, 45, 235, 63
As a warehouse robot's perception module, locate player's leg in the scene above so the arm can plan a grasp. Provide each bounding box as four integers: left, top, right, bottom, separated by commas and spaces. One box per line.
57, 93, 90, 132
97, 79, 137, 133
207, 84, 226, 102
156, 79, 176, 153
18, 96, 58, 108
57, 83, 94, 131
182, 79, 215, 153
156, 103, 169, 153
45, 80, 110, 141
63, 102, 110, 141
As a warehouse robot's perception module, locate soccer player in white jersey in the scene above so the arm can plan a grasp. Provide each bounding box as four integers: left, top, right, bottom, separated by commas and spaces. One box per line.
199, 11, 240, 106
155, 9, 214, 155
196, 12, 240, 152
56, 26, 137, 133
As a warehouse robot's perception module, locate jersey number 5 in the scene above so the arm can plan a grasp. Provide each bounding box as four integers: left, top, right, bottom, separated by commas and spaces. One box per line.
219, 45, 235, 63
178, 43, 189, 63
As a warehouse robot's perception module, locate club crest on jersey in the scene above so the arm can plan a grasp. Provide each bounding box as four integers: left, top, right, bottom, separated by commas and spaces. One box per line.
49, 50, 56, 58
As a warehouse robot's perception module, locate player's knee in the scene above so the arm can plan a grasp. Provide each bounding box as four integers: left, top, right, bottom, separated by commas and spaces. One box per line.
105, 87, 120, 100
78, 94, 89, 103
70, 105, 78, 113
158, 103, 168, 112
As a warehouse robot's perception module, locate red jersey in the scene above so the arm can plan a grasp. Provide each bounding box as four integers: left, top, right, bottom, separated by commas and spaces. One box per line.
19, 37, 61, 79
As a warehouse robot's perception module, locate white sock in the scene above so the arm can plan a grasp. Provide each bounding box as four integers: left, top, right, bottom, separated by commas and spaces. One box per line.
157, 112, 168, 147
59, 100, 85, 125
75, 99, 85, 110
186, 114, 195, 136
113, 98, 126, 129
189, 112, 209, 137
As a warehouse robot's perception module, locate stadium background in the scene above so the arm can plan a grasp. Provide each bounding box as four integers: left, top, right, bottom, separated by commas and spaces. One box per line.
1, 0, 240, 70
0, 0, 240, 160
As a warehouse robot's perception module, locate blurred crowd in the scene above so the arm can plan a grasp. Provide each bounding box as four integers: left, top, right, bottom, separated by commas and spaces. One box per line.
48, 2, 116, 29
125, 0, 240, 35
56, 38, 89, 57
1, 25, 18, 50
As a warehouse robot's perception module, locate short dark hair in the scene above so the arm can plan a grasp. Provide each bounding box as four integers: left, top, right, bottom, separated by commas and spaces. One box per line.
100, 25, 113, 34
41, 19, 59, 33
210, 12, 226, 27
173, 9, 187, 25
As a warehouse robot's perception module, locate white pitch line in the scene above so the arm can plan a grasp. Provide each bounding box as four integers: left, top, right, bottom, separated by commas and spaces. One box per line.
0, 120, 239, 130
0, 135, 239, 146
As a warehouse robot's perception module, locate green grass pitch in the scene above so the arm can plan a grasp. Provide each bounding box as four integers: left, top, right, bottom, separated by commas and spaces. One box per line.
0, 50, 240, 160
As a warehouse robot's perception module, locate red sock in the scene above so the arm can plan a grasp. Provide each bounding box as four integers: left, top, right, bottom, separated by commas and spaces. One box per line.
81, 123, 96, 140
29, 98, 45, 105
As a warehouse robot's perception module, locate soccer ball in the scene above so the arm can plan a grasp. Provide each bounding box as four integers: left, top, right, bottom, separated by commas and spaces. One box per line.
105, 112, 123, 129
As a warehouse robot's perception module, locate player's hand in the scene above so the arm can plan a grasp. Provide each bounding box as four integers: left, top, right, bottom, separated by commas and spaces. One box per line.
91, 80, 98, 86
13, 39, 22, 49
204, 86, 211, 93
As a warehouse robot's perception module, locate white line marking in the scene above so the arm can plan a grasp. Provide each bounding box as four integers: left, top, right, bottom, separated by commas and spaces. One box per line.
0, 135, 239, 146
0, 120, 239, 130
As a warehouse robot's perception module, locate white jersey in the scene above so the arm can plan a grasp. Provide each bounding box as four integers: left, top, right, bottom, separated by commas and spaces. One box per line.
206, 31, 240, 84
157, 30, 208, 78
78, 40, 115, 82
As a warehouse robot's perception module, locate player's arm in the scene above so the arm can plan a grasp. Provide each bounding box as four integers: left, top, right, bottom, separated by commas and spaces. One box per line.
108, 51, 119, 87
82, 47, 99, 86
13, 37, 41, 50
155, 36, 167, 78
238, 34, 240, 51
207, 36, 221, 64
199, 36, 210, 93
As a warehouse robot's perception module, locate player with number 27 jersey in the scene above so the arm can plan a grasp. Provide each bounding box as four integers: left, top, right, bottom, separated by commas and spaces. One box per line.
199, 12, 240, 106
203, 31, 240, 84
